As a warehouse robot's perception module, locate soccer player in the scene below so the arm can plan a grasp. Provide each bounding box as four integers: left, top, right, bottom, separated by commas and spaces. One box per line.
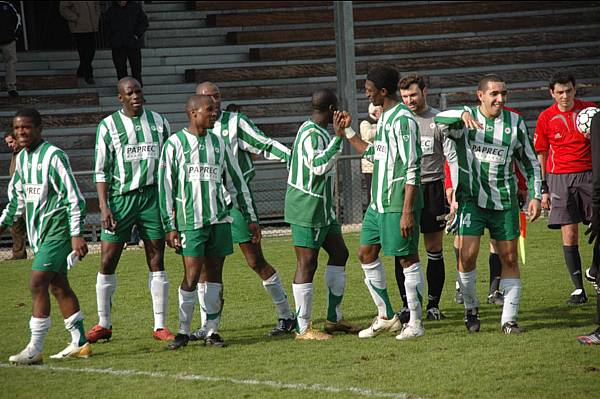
0, 108, 90, 364
534, 73, 598, 304
577, 112, 600, 344
158, 95, 259, 349
86, 77, 175, 343
434, 74, 542, 334
285, 89, 360, 340
395, 74, 451, 323
192, 82, 295, 338
341, 66, 425, 341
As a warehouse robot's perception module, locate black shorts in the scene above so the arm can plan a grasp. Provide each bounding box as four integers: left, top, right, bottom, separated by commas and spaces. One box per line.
547, 171, 593, 229
420, 180, 448, 234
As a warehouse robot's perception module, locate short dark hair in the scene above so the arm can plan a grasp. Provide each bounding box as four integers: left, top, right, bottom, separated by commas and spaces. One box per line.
367, 66, 399, 94
3, 130, 15, 139
549, 72, 576, 91
14, 108, 42, 127
311, 88, 338, 112
399, 74, 426, 91
477, 74, 505, 92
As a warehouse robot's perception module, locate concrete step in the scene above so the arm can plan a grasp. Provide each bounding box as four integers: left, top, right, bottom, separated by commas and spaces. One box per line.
146, 10, 207, 21
146, 27, 224, 39
147, 18, 206, 29
146, 35, 227, 48
143, 1, 188, 12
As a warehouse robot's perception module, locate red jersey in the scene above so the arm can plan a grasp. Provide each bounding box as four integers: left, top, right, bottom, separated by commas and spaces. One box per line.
534, 99, 597, 174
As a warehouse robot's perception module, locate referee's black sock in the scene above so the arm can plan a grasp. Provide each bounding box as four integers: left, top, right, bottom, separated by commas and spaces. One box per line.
489, 253, 502, 294
394, 257, 408, 308
426, 250, 445, 309
563, 245, 585, 291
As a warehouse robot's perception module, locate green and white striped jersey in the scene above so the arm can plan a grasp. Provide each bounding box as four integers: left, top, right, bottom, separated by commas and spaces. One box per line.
435, 107, 542, 210
285, 120, 342, 228
209, 111, 291, 183
363, 102, 423, 213
158, 128, 258, 232
94, 108, 170, 195
0, 141, 86, 253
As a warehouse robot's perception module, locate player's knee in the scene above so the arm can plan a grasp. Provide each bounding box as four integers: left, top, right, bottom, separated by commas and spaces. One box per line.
357, 249, 375, 264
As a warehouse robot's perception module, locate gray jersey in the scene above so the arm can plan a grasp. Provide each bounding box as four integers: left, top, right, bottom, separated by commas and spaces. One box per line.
415, 106, 446, 183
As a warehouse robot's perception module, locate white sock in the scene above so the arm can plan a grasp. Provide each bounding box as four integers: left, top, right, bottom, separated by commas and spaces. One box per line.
28, 317, 51, 353
361, 258, 394, 319
204, 282, 223, 336
148, 271, 169, 331
458, 270, 479, 310
197, 282, 207, 330
325, 265, 345, 322
292, 283, 313, 333
64, 310, 86, 347
96, 273, 116, 329
403, 262, 424, 323
262, 272, 293, 319
177, 287, 196, 335
500, 278, 522, 326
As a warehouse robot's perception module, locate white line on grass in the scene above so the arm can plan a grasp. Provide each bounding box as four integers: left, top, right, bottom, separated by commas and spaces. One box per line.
0, 362, 418, 399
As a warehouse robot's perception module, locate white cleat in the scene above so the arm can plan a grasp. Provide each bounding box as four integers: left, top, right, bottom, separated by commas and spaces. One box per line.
396, 320, 425, 341
9, 346, 43, 365
358, 315, 401, 338
50, 342, 92, 359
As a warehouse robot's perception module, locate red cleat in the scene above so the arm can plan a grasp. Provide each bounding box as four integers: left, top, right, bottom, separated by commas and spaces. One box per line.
153, 328, 175, 341
85, 325, 112, 343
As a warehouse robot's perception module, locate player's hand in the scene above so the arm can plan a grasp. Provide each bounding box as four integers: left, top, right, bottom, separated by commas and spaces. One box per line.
585, 208, 600, 245
333, 111, 346, 137
71, 236, 88, 258
166, 231, 181, 249
340, 111, 352, 128
445, 188, 454, 207
100, 206, 117, 231
528, 198, 541, 222
248, 223, 261, 244
541, 193, 551, 210
462, 111, 482, 130
400, 212, 414, 239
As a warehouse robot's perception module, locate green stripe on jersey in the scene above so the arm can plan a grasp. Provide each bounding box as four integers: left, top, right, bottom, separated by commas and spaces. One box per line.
0, 141, 86, 253
285, 120, 342, 228
364, 102, 423, 213
94, 108, 170, 196
158, 129, 257, 232
435, 107, 542, 210
209, 111, 290, 183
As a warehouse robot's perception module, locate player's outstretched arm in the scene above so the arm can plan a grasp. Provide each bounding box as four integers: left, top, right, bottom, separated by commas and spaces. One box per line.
237, 113, 291, 163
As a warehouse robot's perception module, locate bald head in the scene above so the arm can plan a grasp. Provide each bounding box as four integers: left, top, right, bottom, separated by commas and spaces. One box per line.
186, 95, 217, 133
118, 77, 141, 94
195, 81, 222, 112
118, 77, 144, 117
186, 94, 212, 113
312, 89, 338, 112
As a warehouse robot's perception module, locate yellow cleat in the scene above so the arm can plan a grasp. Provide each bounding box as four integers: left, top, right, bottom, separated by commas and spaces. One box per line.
294, 325, 333, 341
50, 342, 92, 359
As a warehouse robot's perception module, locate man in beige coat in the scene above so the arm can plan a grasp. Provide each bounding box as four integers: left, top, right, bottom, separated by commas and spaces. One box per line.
59, 1, 101, 84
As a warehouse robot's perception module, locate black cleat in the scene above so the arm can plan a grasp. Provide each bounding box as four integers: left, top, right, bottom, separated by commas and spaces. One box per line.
565, 291, 588, 305
502, 321, 524, 335
464, 308, 480, 333
205, 333, 227, 348
268, 318, 296, 337
396, 307, 410, 324
167, 333, 189, 350
426, 307, 445, 321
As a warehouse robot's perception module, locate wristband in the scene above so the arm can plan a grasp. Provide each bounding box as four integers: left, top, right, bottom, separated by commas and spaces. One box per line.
344, 127, 356, 139
541, 180, 549, 195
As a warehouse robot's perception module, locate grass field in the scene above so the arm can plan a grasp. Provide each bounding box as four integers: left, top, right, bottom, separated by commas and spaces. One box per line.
1, 221, 599, 399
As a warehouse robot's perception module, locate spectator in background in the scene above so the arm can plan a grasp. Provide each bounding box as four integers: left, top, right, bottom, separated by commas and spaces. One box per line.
0, 1, 20, 97
359, 103, 382, 207
3, 130, 26, 260
59, 1, 101, 85
103, 1, 148, 86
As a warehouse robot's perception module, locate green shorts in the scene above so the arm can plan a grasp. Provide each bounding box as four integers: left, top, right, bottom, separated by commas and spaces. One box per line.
458, 200, 519, 241
31, 240, 71, 274
291, 220, 342, 249
177, 223, 233, 258
360, 206, 420, 257
101, 186, 165, 243
230, 207, 253, 244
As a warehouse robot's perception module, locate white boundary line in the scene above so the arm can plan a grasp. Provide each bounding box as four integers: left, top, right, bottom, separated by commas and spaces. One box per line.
0, 362, 418, 399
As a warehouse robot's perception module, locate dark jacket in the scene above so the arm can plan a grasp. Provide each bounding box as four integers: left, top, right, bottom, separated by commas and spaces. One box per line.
103, 1, 148, 48
0, 1, 20, 45
592, 113, 600, 208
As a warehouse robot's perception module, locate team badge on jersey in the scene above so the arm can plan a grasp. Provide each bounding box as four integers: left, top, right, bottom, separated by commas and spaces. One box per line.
504, 127, 511, 135
222, 129, 229, 136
